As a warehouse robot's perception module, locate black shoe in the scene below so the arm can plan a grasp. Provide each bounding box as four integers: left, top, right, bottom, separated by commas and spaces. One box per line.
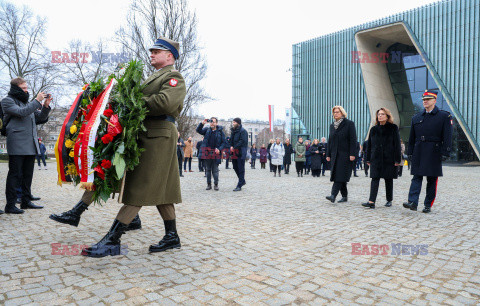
338, 197, 348, 203
20, 201, 43, 209
297, 173, 300, 177
354, 175, 359, 177
326, 195, 336, 203
301, 172, 303, 177
180, 174, 184, 177
403, 202, 417, 211
49, 200, 89, 227
5, 205, 24, 214
0, 209, 3, 214
149, 220, 181, 253
126, 214, 142, 231
214, 184, 219, 191
29, 196, 41, 201
385, 201, 392, 207
233, 187, 241, 191
422, 207, 431, 213
362, 202, 375, 209
82, 220, 128, 258
206, 184, 212, 190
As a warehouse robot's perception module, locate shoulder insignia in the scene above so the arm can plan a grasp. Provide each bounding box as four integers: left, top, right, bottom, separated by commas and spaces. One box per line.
169, 78, 178, 87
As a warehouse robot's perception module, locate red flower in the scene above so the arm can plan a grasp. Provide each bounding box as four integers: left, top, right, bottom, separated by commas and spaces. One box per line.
103, 109, 114, 117
101, 134, 114, 144
107, 114, 123, 137
94, 164, 105, 180
101, 159, 112, 169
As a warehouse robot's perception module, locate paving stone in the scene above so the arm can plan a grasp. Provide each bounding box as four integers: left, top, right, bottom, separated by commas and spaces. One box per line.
0, 164, 478, 304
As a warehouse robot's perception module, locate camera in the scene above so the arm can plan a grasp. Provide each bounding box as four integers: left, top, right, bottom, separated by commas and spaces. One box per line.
206, 119, 212, 123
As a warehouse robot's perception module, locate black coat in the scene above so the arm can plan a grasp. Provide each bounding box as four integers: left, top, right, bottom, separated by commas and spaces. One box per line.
309, 143, 323, 170
326, 119, 357, 182
229, 124, 248, 160
283, 143, 293, 164
407, 106, 452, 177
366, 123, 401, 179
196, 123, 226, 163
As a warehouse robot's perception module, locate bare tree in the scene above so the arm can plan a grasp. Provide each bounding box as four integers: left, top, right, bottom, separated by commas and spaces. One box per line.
61, 39, 118, 88
0, 1, 67, 138
256, 127, 285, 148
115, 0, 210, 136
0, 2, 63, 98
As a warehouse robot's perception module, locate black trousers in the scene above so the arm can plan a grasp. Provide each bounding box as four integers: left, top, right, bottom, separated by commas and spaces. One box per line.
177, 155, 183, 175
320, 159, 328, 175
331, 182, 348, 198
295, 161, 304, 173
364, 162, 369, 175
369, 178, 393, 203
408, 175, 438, 208
284, 163, 290, 173
397, 166, 403, 177
272, 165, 282, 174
251, 159, 256, 168
225, 157, 230, 169
36, 154, 46, 167
311, 169, 321, 177
5, 155, 35, 207
198, 157, 204, 171
232, 158, 246, 187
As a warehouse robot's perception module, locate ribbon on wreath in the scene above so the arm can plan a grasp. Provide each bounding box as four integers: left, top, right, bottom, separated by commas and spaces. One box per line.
55, 91, 84, 185
78, 78, 117, 190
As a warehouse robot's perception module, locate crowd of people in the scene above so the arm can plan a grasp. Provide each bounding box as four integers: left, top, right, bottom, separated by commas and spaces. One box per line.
0, 35, 453, 258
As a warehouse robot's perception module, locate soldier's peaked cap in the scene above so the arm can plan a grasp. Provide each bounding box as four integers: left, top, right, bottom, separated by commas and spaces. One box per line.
149, 37, 180, 59
422, 89, 438, 100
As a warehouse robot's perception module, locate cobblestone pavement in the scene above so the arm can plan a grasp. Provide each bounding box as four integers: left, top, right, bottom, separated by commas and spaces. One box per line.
0, 161, 479, 305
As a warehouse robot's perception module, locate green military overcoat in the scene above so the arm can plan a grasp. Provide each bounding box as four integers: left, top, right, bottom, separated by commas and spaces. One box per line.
120, 65, 185, 206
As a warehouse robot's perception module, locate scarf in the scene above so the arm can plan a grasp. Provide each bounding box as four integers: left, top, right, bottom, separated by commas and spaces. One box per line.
333, 118, 344, 129
8, 84, 30, 103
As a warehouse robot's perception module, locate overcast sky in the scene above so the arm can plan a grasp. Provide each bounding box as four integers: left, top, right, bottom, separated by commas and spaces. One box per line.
8, 0, 439, 121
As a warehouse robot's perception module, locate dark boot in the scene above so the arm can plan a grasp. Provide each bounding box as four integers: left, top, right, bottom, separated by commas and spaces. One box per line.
82, 220, 128, 258
278, 171, 281, 177
338, 197, 348, 203
214, 184, 219, 191
403, 202, 417, 211
385, 201, 392, 207
206, 184, 212, 190
4, 204, 24, 214
326, 195, 336, 203
49, 200, 89, 227
274, 172, 276, 177
126, 214, 142, 231
149, 220, 181, 253
20, 201, 43, 209
301, 172, 303, 177
362, 202, 375, 209
422, 207, 431, 213
0, 209, 4, 214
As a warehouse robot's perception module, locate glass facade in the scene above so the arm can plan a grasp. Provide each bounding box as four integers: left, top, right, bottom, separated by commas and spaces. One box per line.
386, 43, 478, 161
292, 0, 480, 161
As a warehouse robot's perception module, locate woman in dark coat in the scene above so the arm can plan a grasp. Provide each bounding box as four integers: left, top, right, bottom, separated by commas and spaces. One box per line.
362, 108, 401, 209
326, 106, 357, 203
309, 139, 323, 177
283, 138, 293, 174
259, 144, 268, 169
250, 144, 258, 169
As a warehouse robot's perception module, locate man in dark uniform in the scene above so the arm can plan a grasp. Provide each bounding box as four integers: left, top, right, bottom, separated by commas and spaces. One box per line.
403, 90, 452, 213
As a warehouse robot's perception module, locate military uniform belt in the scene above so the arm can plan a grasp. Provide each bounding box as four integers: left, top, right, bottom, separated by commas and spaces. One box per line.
145, 115, 176, 124
417, 136, 441, 142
